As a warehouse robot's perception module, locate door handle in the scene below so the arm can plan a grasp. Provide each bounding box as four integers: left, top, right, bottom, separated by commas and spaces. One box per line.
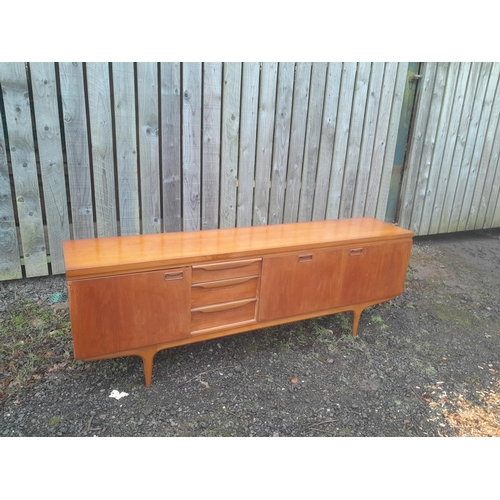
349, 248, 363, 256
298, 254, 313, 263
164, 271, 184, 281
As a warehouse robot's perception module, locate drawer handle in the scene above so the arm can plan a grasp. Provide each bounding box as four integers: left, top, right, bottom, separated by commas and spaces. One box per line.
193, 259, 261, 272
164, 271, 184, 281
298, 254, 313, 263
192, 298, 256, 313
192, 276, 257, 289
349, 248, 363, 256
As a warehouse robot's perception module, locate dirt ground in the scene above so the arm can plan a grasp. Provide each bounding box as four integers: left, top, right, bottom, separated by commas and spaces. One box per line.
0, 227, 499, 437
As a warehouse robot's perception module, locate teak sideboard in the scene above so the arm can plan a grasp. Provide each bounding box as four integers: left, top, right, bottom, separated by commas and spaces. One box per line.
63, 218, 413, 386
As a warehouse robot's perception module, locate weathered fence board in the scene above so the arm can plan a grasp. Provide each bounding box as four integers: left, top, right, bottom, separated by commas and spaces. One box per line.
220, 62, 241, 229
0, 62, 48, 277
253, 62, 278, 226
326, 62, 357, 220
160, 62, 182, 233
268, 62, 294, 225
87, 62, 118, 238
237, 62, 260, 228
58, 62, 94, 240
399, 62, 500, 235
29, 62, 70, 274
418, 62, 460, 236
298, 62, 328, 223
448, 62, 492, 234
458, 63, 499, 232
112, 62, 140, 236
202, 62, 222, 230
2, 61, 500, 280
478, 80, 500, 230
182, 62, 202, 232
339, 62, 371, 219
351, 62, 385, 218
466, 65, 500, 231
404, 62, 447, 234
0, 115, 22, 279
368, 62, 402, 220
312, 62, 342, 221
137, 62, 161, 234
283, 62, 311, 223
427, 62, 471, 235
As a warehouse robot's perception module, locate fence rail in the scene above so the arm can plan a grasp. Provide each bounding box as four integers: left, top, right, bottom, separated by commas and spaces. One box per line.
1, 61, 406, 280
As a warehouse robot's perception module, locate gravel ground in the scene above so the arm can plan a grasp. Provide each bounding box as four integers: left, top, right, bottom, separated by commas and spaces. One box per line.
1, 228, 499, 437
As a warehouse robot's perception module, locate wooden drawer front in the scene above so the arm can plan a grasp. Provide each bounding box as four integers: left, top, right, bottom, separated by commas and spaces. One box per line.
192, 259, 261, 283
191, 299, 257, 334
191, 276, 259, 308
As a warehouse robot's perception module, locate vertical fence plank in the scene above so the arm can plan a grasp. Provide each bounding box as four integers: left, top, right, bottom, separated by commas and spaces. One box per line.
298, 62, 328, 222
59, 62, 94, 240
112, 62, 140, 236
447, 62, 491, 233
326, 62, 357, 220
29, 62, 70, 274
488, 154, 500, 228
0, 62, 48, 277
182, 62, 202, 232
237, 62, 260, 228
477, 81, 500, 229
220, 62, 241, 228
352, 62, 385, 218
268, 62, 294, 225
409, 63, 449, 234
437, 63, 481, 233
137, 62, 161, 234
160, 62, 182, 233
253, 62, 278, 226
398, 62, 438, 230
459, 63, 499, 231
428, 63, 471, 234
339, 62, 371, 219
366, 62, 401, 219
283, 62, 311, 223
202, 62, 222, 230
312, 62, 342, 221
0, 112, 22, 280
416, 62, 460, 235
467, 68, 500, 230
86, 62, 117, 238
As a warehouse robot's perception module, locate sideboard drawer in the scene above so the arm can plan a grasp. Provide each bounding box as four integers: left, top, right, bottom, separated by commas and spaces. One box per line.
191, 298, 257, 334
191, 276, 259, 308
192, 259, 261, 283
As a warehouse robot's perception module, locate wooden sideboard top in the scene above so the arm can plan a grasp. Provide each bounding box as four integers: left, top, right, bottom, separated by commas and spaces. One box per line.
63, 218, 414, 279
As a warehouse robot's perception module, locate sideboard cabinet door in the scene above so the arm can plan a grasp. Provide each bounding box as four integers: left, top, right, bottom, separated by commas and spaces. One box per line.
338, 240, 412, 306
68, 268, 192, 359
258, 248, 345, 321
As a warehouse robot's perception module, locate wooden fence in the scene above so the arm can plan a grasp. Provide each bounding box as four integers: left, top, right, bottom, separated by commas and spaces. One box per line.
399, 62, 500, 235
0, 62, 409, 281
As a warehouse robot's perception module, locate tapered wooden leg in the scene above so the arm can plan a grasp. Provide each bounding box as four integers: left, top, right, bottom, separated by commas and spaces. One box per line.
352, 306, 363, 337
139, 347, 157, 387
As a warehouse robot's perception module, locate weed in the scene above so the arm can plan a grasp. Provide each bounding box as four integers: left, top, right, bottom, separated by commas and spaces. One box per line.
0, 300, 74, 395
371, 315, 388, 331
49, 416, 61, 426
